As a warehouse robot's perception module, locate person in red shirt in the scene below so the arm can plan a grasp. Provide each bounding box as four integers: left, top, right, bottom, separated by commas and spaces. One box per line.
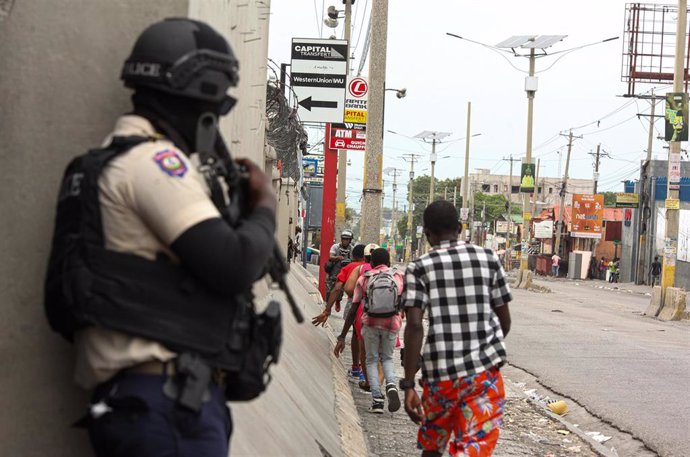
312, 244, 366, 381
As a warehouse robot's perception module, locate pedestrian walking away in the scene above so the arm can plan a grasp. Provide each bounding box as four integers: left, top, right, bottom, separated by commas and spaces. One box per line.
650, 255, 662, 287
401, 201, 513, 457
551, 253, 561, 277
335, 248, 404, 414
325, 230, 355, 311
599, 256, 608, 281
313, 244, 367, 383
43, 18, 280, 457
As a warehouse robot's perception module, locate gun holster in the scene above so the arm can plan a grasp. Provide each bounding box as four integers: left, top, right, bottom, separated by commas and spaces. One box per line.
163, 352, 212, 413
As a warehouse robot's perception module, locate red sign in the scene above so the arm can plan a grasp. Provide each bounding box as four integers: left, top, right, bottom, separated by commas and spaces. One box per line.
348, 77, 368, 98
328, 123, 366, 151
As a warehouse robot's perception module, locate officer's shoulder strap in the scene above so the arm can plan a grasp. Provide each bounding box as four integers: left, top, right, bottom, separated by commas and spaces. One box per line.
78, 135, 155, 245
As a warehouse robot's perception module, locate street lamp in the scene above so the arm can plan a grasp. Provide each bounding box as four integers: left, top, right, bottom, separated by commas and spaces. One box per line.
385, 87, 407, 99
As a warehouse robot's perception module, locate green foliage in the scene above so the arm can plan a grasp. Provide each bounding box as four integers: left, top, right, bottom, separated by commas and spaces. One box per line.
397, 175, 463, 240
601, 192, 617, 207
472, 193, 514, 223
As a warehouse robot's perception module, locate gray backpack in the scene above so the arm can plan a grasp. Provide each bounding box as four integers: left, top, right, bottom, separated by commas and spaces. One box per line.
364, 269, 400, 317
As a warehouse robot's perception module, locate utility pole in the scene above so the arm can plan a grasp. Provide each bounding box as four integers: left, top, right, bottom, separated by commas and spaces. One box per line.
444, 187, 448, 200
429, 138, 438, 204
589, 144, 608, 253
554, 130, 581, 257
402, 153, 421, 262
417, 131, 451, 252
334, 0, 353, 240
462, 102, 473, 232
520, 48, 537, 272
661, 0, 686, 291
636, 90, 658, 284
453, 186, 457, 207
503, 155, 518, 270
360, 0, 388, 244
385, 167, 402, 253
589, 144, 609, 194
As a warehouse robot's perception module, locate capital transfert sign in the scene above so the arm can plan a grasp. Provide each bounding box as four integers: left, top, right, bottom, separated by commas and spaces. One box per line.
571, 194, 604, 239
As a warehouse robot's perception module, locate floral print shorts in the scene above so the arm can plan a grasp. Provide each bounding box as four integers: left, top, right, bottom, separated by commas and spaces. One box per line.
418, 367, 505, 456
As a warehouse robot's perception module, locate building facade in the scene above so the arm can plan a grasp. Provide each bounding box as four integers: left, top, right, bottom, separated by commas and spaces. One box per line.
470, 168, 594, 207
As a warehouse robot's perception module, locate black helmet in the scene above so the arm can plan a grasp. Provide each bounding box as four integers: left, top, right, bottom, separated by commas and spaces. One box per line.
122, 18, 239, 107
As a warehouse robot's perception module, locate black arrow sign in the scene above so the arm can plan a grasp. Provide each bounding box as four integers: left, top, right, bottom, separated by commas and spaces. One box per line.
298, 96, 338, 111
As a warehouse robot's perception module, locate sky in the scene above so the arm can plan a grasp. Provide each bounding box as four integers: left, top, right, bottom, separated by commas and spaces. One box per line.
267, 0, 677, 211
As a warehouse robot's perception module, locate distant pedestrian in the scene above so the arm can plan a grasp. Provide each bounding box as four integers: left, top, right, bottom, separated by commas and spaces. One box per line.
608, 258, 619, 283
599, 256, 607, 280
293, 226, 302, 262
551, 253, 561, 277
650, 256, 662, 287
401, 201, 512, 457
335, 248, 404, 414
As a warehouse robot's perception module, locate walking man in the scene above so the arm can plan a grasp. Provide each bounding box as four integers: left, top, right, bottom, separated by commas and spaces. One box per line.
650, 256, 662, 287
313, 244, 367, 382
551, 252, 561, 277
335, 248, 403, 414
401, 201, 512, 457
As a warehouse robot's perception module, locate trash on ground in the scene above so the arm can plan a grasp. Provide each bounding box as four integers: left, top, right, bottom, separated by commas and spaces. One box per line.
585, 431, 612, 443
547, 399, 568, 415
557, 429, 571, 435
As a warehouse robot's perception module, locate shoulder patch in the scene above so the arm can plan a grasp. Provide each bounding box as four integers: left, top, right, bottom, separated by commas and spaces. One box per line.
153, 149, 188, 177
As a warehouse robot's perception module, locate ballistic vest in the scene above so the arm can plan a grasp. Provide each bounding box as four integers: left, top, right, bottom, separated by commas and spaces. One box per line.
44, 136, 279, 400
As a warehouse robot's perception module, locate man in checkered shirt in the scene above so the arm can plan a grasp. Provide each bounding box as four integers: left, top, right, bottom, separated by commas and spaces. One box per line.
401, 200, 512, 457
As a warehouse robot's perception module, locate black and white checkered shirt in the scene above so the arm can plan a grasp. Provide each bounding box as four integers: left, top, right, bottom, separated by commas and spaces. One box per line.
403, 240, 512, 382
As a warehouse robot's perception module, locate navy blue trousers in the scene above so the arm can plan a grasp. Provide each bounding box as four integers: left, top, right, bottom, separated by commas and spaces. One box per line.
87, 373, 232, 457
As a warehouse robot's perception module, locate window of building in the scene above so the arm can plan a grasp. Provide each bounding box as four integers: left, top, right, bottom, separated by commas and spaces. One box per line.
511, 185, 520, 194
494, 184, 499, 193
537, 186, 542, 194
482, 184, 490, 192
549, 187, 553, 194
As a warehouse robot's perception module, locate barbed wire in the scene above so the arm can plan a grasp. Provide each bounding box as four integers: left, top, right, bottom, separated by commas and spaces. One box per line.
265, 79, 307, 182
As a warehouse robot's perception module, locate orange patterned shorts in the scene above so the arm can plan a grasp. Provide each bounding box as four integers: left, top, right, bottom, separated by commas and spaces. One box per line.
418, 367, 505, 456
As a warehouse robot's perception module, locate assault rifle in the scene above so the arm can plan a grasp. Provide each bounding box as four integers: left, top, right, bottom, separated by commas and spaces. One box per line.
196, 113, 304, 323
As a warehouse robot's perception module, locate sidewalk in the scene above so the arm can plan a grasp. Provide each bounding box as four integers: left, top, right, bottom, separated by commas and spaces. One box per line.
321, 310, 609, 456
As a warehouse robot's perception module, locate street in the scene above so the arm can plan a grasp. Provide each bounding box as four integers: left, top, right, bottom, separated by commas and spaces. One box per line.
507, 278, 690, 457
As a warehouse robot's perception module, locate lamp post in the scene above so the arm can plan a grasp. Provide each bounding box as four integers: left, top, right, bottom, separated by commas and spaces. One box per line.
446, 32, 618, 272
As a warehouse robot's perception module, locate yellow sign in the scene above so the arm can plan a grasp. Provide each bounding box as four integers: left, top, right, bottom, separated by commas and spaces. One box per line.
344, 109, 367, 124
523, 212, 532, 221
615, 192, 639, 208
336, 202, 346, 219
665, 198, 680, 210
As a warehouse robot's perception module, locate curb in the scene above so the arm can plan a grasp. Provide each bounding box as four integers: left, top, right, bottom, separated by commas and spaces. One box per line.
509, 380, 617, 457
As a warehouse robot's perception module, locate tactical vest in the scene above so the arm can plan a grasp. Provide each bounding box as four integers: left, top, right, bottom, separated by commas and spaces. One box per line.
44, 136, 280, 401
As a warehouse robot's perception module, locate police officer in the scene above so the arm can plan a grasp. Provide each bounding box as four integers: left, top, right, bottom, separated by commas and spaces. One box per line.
49, 18, 276, 456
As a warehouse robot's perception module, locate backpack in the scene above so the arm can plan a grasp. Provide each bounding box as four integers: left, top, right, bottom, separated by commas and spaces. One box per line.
364, 269, 400, 318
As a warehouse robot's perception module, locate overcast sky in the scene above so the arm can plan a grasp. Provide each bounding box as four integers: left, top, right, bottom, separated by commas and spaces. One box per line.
267, 0, 676, 210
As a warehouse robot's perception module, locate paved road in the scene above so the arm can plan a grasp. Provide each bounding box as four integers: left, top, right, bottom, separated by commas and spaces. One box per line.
507, 279, 690, 457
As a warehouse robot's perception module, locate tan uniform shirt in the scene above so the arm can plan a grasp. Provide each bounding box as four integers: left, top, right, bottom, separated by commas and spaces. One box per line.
73, 115, 221, 389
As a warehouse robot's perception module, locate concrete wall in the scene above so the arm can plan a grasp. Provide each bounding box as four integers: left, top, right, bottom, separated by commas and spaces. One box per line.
0, 1, 187, 455
189, 0, 270, 166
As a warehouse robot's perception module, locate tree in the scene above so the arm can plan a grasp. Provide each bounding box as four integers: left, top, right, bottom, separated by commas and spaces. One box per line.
472, 193, 515, 225
601, 192, 617, 207
397, 175, 463, 241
